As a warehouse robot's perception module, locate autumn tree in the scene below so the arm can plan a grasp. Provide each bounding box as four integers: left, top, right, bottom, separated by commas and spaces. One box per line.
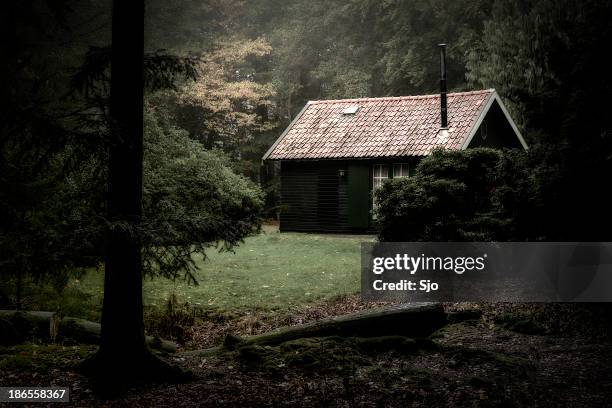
156, 40, 272, 144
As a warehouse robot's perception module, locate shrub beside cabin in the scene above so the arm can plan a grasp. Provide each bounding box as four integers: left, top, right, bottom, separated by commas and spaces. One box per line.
263, 88, 527, 233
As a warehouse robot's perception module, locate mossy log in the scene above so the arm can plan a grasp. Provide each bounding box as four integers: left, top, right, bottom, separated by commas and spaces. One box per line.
225, 302, 446, 348
0, 310, 176, 353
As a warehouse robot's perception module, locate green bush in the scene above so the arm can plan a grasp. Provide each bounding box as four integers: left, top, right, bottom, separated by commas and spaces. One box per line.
373, 146, 581, 242
375, 142, 612, 242
141, 111, 265, 282
375, 148, 510, 241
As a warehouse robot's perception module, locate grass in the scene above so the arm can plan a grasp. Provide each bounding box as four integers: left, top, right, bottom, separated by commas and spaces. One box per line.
1, 229, 373, 321
146, 231, 368, 310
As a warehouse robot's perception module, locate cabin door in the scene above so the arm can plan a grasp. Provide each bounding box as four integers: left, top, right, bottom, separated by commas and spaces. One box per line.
347, 164, 370, 229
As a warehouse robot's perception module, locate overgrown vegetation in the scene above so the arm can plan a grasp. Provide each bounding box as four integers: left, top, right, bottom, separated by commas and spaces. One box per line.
375, 147, 559, 241
376, 140, 611, 242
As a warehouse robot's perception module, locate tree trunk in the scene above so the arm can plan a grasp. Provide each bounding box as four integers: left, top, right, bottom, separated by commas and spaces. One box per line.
82, 0, 154, 393
225, 303, 447, 347
0, 310, 177, 353
100, 0, 146, 363
83, 3, 190, 394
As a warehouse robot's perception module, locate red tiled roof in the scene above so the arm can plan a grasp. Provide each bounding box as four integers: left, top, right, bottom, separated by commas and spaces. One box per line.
264, 89, 494, 160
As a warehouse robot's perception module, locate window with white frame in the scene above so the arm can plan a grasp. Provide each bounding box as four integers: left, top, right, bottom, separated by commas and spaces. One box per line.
372, 163, 411, 219
373, 164, 389, 191
372, 164, 389, 217
393, 163, 410, 178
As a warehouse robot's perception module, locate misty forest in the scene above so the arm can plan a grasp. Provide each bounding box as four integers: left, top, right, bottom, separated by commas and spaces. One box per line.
1, 0, 612, 406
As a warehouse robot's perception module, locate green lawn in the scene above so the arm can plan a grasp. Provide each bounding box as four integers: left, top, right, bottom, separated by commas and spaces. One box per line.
144, 231, 370, 311
4, 230, 373, 320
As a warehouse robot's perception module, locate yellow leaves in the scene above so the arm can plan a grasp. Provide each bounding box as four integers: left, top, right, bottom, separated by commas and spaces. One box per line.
173, 37, 275, 134
211, 37, 272, 66
224, 81, 274, 102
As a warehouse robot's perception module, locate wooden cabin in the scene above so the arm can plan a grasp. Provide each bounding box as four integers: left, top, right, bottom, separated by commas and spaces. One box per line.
263, 89, 527, 233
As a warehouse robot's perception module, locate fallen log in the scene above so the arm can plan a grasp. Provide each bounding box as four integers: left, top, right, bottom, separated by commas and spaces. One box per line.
0, 310, 176, 353
224, 302, 446, 348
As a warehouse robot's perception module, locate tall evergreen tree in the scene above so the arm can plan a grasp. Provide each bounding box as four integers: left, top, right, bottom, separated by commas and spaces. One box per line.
83, 0, 188, 393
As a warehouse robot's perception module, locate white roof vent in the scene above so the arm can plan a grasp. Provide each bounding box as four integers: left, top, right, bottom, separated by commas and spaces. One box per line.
341, 106, 359, 115
437, 127, 449, 143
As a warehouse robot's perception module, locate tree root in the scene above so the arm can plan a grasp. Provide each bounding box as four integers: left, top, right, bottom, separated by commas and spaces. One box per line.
80, 348, 193, 398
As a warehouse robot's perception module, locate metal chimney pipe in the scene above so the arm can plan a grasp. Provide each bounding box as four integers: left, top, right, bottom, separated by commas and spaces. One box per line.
438, 43, 448, 129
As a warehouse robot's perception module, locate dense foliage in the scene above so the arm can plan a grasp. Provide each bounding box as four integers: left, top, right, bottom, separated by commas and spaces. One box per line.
142, 111, 263, 282
2, 0, 612, 295
375, 148, 543, 241
376, 142, 610, 242
376, 149, 501, 241
0, 1, 264, 303
375, 0, 611, 242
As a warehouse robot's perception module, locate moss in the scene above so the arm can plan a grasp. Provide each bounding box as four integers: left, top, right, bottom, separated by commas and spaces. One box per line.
0, 344, 97, 372
238, 344, 265, 361
223, 334, 243, 349
281, 337, 369, 370
496, 315, 547, 335
236, 337, 362, 373
237, 344, 285, 375
236, 335, 437, 375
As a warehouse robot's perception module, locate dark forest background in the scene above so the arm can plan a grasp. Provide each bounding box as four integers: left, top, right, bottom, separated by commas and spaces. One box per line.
2, 0, 611, 300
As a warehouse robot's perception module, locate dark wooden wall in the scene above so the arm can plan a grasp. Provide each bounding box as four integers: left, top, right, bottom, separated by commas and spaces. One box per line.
280, 160, 353, 232
279, 159, 413, 233
467, 100, 523, 149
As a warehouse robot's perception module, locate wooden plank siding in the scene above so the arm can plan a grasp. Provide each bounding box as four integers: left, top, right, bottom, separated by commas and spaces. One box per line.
466, 100, 523, 149
279, 159, 417, 233
280, 161, 350, 232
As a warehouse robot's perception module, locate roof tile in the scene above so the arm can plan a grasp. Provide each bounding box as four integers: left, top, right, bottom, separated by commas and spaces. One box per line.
265, 90, 493, 160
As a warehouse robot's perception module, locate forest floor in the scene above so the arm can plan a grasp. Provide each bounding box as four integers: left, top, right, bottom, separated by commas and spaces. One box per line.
2, 228, 612, 406
1, 300, 611, 407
